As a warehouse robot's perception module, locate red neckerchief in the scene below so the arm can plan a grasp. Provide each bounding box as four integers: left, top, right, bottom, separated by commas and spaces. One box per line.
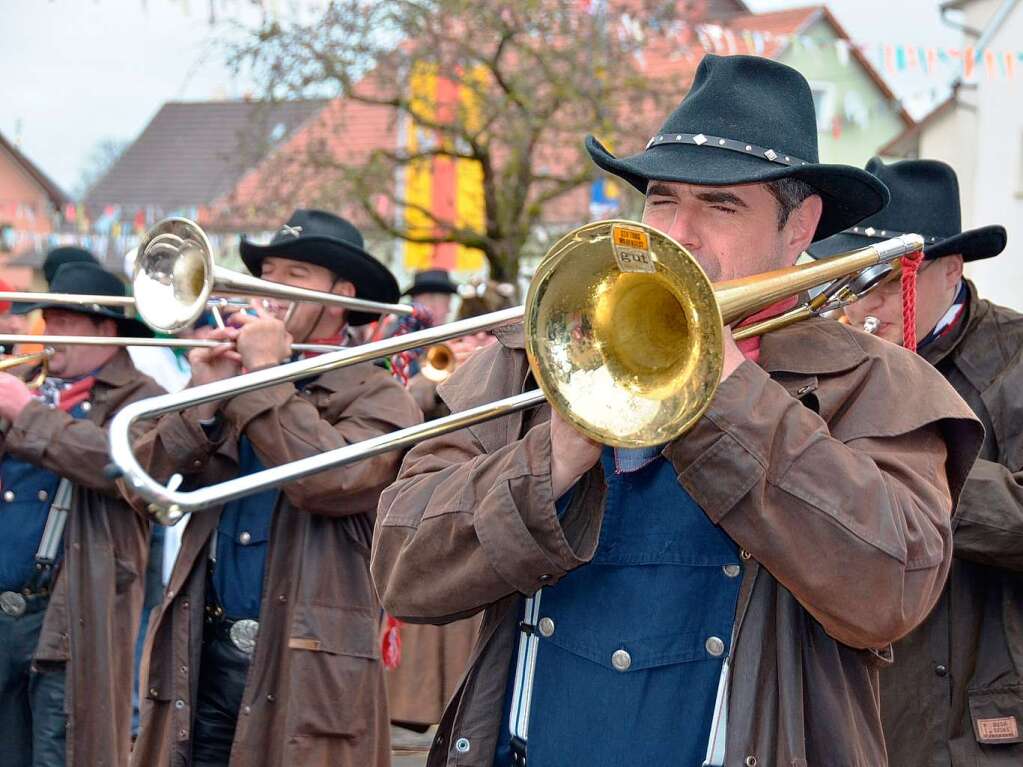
732, 296, 800, 364
299, 331, 348, 359
57, 376, 97, 412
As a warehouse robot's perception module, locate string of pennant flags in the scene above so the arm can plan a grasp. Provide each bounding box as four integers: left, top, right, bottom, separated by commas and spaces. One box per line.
628, 18, 1022, 82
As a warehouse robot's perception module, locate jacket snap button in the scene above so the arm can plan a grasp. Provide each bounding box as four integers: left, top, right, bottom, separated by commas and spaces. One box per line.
538, 574, 552, 583
174, 699, 185, 709
149, 687, 159, 697
935, 664, 948, 677
745, 757, 758, 767
611, 649, 632, 671
538, 617, 555, 637
243, 705, 251, 715
3, 490, 14, 502
740, 549, 752, 560
81, 401, 92, 412
722, 564, 741, 578
455, 737, 471, 753
178, 728, 188, 739
796, 385, 813, 396
705, 636, 725, 657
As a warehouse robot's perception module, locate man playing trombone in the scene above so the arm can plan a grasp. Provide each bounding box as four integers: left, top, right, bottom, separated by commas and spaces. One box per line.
814, 158, 1021, 767
0, 261, 165, 767
372, 55, 983, 767
126, 209, 422, 767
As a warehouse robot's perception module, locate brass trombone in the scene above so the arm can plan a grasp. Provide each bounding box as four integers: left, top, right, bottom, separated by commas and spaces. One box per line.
0, 217, 413, 335
108, 221, 924, 523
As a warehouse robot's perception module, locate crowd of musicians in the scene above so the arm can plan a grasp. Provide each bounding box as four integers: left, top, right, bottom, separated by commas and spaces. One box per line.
0, 54, 1019, 767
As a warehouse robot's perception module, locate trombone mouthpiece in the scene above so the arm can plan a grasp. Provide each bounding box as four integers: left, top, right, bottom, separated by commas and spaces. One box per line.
873, 234, 925, 263
863, 316, 881, 334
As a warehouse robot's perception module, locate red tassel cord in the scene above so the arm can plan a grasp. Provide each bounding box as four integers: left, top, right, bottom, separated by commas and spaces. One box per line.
381, 614, 403, 670
899, 249, 925, 353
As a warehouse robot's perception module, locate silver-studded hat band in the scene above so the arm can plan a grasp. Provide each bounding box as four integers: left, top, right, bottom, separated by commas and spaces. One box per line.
844, 226, 941, 244
645, 133, 810, 169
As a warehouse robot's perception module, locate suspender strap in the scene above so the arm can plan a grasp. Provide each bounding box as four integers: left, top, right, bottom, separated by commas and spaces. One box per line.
507, 591, 543, 765
24, 478, 72, 594
35, 478, 72, 565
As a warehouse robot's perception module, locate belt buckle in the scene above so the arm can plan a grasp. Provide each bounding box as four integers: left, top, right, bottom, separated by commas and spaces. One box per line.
0, 591, 27, 617
229, 618, 259, 655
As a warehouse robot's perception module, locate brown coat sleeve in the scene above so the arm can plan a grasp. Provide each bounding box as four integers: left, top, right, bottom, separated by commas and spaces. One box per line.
220, 367, 423, 516
372, 345, 607, 624
5, 399, 149, 496
126, 365, 423, 518
665, 360, 972, 650
952, 458, 1023, 571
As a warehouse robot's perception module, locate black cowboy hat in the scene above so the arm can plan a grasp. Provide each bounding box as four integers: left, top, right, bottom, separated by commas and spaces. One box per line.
15, 261, 153, 337
240, 209, 399, 326
585, 54, 889, 241
403, 269, 459, 297
43, 246, 100, 286
807, 157, 1007, 262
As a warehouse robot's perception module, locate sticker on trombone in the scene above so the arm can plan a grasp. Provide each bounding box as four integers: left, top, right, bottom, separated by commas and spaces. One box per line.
611, 224, 656, 273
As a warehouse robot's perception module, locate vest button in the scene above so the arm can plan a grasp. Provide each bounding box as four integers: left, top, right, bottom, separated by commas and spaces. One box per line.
722, 564, 741, 578
705, 636, 725, 657
239, 531, 252, 545
611, 649, 632, 672
37, 490, 49, 502
174, 699, 185, 710
537, 617, 555, 637
455, 737, 471, 753
3, 490, 14, 502
81, 401, 92, 413
745, 757, 758, 767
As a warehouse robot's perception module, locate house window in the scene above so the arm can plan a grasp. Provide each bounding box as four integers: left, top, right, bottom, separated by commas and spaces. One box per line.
808, 81, 837, 132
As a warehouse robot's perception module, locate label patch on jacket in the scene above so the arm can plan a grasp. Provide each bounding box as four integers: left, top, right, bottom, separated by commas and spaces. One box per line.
976, 716, 1019, 742
288, 637, 321, 651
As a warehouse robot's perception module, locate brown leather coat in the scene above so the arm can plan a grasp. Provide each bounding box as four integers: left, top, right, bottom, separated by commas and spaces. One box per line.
127, 362, 422, 767
1, 350, 163, 767
372, 318, 983, 767
881, 282, 1023, 766
388, 372, 484, 726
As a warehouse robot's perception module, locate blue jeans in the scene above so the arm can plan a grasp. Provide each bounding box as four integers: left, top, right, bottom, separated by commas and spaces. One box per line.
0, 606, 67, 767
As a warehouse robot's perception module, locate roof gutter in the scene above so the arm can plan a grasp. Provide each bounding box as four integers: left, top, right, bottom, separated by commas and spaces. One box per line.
941, 0, 1020, 57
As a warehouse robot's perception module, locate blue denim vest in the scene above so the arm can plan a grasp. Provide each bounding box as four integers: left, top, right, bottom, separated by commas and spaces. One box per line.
0, 400, 90, 591
495, 448, 742, 767
211, 436, 276, 620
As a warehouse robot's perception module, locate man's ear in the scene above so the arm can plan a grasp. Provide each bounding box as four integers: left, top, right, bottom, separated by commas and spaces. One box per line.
324, 280, 356, 322
96, 318, 120, 338
332, 280, 356, 298
943, 255, 965, 288
785, 194, 823, 258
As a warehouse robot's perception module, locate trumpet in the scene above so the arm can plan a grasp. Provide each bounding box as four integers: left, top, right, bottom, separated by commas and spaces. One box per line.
0, 348, 54, 389
108, 221, 925, 523
420, 344, 457, 383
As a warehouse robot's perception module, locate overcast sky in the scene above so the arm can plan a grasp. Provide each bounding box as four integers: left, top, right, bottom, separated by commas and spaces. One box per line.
1, 0, 963, 194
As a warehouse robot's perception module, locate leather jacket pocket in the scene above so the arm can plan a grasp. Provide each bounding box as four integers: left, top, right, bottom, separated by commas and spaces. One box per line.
287, 603, 381, 738
969, 685, 1023, 745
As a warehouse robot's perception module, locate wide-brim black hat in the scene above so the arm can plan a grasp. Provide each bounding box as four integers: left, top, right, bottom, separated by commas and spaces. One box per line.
240, 209, 399, 326
16, 261, 153, 337
808, 157, 1007, 261
585, 54, 888, 241
43, 245, 99, 286
403, 269, 458, 297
